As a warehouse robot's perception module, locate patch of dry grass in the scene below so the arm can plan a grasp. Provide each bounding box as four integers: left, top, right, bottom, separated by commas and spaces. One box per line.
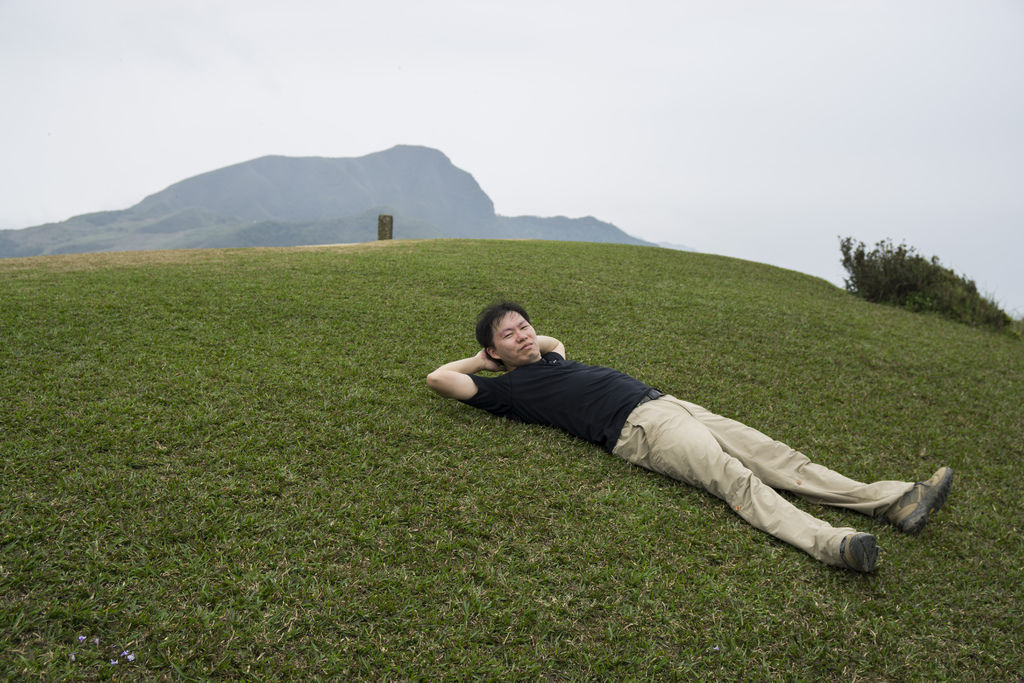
0, 239, 425, 272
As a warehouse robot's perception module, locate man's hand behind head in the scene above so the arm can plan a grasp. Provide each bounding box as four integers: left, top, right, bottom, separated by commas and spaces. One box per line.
476, 347, 506, 372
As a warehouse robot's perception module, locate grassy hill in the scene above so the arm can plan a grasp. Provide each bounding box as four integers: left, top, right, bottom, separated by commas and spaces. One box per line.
2, 240, 1021, 679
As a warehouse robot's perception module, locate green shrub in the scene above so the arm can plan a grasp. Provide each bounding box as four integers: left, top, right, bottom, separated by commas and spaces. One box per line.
839, 236, 1014, 334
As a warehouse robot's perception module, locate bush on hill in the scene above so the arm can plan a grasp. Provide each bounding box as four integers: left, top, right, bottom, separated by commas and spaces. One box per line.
839, 236, 1014, 334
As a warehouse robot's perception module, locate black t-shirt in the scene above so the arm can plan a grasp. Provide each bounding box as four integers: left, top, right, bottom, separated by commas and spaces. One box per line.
462, 351, 653, 452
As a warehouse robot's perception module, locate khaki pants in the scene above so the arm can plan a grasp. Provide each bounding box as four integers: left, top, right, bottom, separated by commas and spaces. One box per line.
612, 395, 914, 568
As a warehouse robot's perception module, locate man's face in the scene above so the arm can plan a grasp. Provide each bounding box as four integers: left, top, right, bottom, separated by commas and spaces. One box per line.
488, 311, 541, 368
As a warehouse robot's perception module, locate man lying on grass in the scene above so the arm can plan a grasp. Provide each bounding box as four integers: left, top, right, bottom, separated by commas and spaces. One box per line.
427, 301, 954, 573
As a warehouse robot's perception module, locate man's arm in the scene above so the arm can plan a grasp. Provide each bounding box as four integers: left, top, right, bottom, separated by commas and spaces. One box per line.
426, 337, 566, 400
426, 349, 498, 400
537, 335, 566, 357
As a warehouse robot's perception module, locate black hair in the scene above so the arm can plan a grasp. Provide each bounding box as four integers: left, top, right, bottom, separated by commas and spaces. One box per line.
475, 301, 531, 358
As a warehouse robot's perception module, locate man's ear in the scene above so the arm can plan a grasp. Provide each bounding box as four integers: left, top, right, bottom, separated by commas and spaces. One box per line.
486, 347, 505, 366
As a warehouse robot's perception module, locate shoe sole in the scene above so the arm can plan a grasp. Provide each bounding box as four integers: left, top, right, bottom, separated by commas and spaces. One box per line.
842, 534, 879, 573
900, 467, 954, 535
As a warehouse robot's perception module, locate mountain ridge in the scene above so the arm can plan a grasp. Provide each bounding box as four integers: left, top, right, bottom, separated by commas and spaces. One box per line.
0, 145, 651, 257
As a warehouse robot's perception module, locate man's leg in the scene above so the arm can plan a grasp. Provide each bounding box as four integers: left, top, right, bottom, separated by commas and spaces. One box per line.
670, 398, 914, 518
613, 398, 866, 569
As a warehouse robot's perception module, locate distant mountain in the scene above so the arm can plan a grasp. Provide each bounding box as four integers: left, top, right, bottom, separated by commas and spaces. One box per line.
658, 241, 697, 252
0, 145, 652, 257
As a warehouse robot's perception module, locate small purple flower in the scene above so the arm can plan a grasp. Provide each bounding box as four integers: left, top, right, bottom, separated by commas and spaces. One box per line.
127, 653, 136, 662
77, 635, 86, 643
69, 653, 76, 662
110, 659, 119, 665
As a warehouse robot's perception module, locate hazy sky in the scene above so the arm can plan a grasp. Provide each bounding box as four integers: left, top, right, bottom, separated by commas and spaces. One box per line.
3, 0, 1022, 313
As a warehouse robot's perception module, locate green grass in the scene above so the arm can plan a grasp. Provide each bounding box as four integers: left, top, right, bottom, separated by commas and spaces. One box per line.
2, 239, 1022, 679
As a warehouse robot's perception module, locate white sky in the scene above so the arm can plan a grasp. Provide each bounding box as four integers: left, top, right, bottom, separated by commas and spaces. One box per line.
2, 0, 1022, 314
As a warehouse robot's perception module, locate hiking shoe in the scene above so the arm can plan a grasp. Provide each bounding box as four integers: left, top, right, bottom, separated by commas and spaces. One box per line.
840, 533, 878, 573
884, 466, 954, 535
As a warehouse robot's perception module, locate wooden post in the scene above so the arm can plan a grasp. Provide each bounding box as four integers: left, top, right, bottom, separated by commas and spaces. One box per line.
377, 214, 393, 240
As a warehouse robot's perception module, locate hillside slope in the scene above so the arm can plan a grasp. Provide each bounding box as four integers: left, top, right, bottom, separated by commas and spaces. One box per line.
1, 240, 1020, 679
0, 146, 651, 257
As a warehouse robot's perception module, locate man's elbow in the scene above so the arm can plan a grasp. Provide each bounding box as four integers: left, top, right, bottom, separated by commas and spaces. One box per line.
426, 370, 444, 394
427, 369, 475, 400
426, 370, 453, 397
